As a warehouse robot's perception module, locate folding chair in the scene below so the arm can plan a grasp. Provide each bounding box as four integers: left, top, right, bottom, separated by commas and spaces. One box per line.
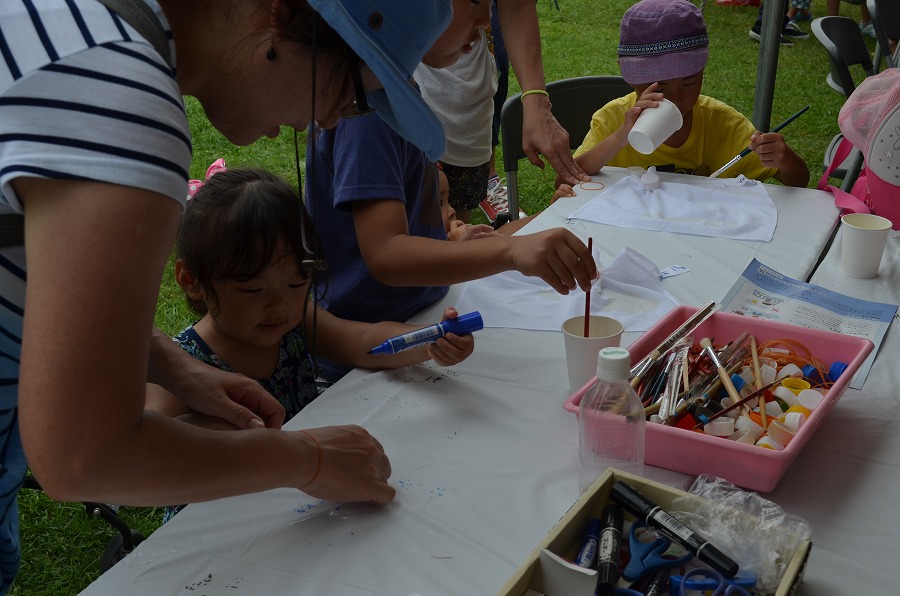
811, 16, 874, 185
22, 473, 146, 573
868, 0, 900, 70
499, 75, 633, 221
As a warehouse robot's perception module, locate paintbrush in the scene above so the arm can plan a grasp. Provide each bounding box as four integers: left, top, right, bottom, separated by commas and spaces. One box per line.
699, 337, 743, 405
583, 237, 593, 337
629, 302, 717, 379
708, 106, 810, 179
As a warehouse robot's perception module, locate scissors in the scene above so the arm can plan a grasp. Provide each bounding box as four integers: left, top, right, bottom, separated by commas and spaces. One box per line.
622, 522, 692, 582
675, 567, 755, 595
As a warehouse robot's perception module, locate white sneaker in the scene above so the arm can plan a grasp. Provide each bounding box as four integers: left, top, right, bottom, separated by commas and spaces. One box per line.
479, 177, 526, 222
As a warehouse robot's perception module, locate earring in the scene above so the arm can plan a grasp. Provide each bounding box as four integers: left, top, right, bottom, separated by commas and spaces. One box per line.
266, 43, 276, 62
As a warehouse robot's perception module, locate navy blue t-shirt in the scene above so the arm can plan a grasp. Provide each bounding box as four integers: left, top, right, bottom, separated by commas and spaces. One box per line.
306, 113, 448, 380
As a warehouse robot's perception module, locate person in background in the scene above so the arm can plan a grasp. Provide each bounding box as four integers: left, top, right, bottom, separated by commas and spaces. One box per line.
416, 1, 498, 225
749, 1, 810, 45
563, 0, 809, 189
0, 0, 454, 590
307, 0, 597, 382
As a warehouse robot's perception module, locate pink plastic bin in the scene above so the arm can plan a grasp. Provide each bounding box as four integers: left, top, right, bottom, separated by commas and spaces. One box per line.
564, 306, 874, 492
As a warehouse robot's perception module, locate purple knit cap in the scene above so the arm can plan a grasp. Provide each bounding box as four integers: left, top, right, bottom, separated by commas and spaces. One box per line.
618, 0, 709, 86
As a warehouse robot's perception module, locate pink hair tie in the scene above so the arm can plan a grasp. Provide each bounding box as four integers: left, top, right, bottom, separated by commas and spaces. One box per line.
186, 158, 228, 199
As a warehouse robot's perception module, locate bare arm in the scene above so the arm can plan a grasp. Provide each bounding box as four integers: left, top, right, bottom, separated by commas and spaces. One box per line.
498, 0, 588, 185
148, 328, 285, 429
16, 178, 394, 506
750, 132, 810, 188
352, 199, 596, 294
311, 305, 475, 370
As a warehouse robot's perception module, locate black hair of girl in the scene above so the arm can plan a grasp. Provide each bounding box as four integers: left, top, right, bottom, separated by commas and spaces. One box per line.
177, 168, 320, 317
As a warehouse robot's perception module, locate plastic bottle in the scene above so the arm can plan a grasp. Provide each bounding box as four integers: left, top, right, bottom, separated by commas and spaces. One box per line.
579, 347, 645, 492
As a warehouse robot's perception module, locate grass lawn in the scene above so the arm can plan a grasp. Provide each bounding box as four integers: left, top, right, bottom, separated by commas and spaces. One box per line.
12, 0, 877, 593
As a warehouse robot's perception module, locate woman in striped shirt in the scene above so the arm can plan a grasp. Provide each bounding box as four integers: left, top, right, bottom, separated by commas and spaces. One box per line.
0, 0, 452, 590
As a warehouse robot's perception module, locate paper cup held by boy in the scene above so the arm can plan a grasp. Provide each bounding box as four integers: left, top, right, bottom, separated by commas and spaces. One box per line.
840, 213, 891, 278
562, 315, 624, 390
628, 99, 684, 155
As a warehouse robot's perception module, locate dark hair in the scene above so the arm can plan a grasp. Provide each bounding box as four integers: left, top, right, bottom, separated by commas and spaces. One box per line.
275, 1, 357, 98
177, 168, 318, 316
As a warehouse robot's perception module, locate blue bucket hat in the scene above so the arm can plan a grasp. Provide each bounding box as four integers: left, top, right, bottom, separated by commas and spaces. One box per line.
309, 0, 452, 161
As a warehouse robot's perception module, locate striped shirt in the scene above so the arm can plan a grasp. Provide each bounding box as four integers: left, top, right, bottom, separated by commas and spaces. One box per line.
0, 1, 190, 590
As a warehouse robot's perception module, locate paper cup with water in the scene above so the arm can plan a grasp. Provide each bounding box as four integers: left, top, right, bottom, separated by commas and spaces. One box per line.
840, 213, 891, 278
628, 99, 683, 155
561, 315, 624, 390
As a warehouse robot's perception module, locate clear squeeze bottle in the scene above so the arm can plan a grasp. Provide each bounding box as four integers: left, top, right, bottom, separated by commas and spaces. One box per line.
579, 347, 645, 492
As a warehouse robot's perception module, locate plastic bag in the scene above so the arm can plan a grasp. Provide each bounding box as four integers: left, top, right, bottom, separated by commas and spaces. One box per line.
668, 475, 811, 595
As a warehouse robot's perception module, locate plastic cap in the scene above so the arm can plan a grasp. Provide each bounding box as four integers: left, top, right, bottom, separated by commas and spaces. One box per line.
445, 311, 484, 336
596, 347, 632, 381
828, 361, 849, 382
641, 166, 661, 190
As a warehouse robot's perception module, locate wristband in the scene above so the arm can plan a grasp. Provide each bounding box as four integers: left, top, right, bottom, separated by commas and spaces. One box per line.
300, 430, 323, 489
521, 89, 550, 99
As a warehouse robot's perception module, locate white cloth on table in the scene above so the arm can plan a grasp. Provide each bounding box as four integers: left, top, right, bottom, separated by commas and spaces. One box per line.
455, 247, 679, 332
566, 174, 777, 242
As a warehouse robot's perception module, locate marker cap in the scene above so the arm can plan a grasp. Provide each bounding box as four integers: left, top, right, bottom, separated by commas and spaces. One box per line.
446, 311, 484, 336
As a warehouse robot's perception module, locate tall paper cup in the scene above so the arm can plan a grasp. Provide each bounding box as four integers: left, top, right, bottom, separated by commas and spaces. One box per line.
562, 315, 624, 390
628, 99, 684, 154
840, 213, 891, 278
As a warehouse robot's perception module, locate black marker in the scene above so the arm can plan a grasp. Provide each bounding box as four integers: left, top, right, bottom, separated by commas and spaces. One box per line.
610, 481, 739, 578
644, 567, 670, 596
595, 504, 623, 596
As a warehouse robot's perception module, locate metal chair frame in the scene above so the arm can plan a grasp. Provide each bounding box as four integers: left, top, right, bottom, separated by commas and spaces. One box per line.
499, 75, 633, 220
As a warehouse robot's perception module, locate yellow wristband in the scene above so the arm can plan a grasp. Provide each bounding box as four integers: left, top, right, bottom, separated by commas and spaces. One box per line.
521, 89, 550, 99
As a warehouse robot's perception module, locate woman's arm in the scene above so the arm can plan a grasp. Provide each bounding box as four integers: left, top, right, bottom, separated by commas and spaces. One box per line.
16, 178, 394, 506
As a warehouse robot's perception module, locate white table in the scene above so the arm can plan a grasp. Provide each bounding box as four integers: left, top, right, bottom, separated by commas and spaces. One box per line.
80, 172, 881, 596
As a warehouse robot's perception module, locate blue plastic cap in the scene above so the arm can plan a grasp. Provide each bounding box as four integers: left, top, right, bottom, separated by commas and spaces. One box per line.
802, 364, 823, 383
828, 361, 849, 383
446, 311, 484, 336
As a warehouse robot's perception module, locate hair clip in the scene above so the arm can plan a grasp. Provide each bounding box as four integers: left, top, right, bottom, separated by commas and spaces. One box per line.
186, 158, 228, 199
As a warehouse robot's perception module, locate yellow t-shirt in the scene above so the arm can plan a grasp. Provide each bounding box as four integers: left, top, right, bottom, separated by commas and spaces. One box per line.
574, 94, 778, 181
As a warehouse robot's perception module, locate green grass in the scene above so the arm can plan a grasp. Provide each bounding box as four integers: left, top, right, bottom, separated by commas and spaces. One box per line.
12, 1, 877, 593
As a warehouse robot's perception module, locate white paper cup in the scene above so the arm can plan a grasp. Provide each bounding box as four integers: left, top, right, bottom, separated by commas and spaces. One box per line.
562, 315, 624, 390
628, 99, 684, 154
840, 213, 891, 278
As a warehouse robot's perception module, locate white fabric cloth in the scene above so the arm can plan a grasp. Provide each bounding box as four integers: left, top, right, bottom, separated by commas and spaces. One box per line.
414, 31, 498, 166
454, 247, 679, 332
567, 174, 777, 242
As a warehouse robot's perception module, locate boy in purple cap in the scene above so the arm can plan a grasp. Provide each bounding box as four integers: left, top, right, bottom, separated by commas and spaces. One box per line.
563, 0, 809, 188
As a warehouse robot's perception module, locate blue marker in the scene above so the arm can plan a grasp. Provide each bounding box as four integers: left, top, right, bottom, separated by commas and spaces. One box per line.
575, 518, 602, 568
367, 311, 483, 355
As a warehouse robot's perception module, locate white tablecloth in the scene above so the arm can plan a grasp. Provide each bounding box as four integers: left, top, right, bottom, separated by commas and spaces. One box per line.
80, 171, 878, 596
